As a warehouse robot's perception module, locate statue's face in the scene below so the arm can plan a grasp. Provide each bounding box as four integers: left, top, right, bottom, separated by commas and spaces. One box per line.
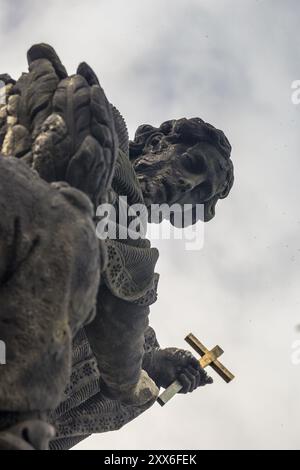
133, 136, 229, 223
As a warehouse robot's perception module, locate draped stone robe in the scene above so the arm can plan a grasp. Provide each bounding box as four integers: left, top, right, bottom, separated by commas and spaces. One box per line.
49, 150, 160, 450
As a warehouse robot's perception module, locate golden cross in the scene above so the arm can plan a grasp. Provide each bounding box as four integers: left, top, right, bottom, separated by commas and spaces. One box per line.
157, 333, 234, 406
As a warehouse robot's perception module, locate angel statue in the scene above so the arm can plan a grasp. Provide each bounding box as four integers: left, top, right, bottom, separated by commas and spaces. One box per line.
0, 44, 234, 450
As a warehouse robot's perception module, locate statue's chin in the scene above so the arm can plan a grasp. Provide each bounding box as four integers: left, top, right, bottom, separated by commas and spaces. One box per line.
169, 206, 204, 227
204, 197, 217, 222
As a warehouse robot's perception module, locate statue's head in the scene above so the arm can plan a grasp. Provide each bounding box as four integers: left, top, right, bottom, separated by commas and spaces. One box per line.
129, 118, 234, 223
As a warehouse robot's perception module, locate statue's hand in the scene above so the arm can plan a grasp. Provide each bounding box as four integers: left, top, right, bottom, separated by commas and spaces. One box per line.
144, 348, 213, 393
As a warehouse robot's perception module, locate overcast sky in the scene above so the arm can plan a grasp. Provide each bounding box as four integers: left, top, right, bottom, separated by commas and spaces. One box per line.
1, 0, 300, 450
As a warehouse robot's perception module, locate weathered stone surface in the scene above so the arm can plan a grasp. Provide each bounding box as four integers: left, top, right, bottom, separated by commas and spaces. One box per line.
0, 44, 234, 450
0, 156, 100, 416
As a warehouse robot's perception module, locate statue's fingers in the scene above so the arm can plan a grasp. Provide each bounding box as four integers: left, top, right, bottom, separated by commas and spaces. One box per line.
200, 372, 213, 386
189, 361, 206, 378
178, 373, 192, 393
186, 366, 202, 391
185, 354, 210, 378
194, 372, 202, 389
196, 364, 213, 384
187, 365, 210, 390
186, 365, 201, 391
177, 349, 195, 365
181, 369, 197, 393
188, 365, 213, 388
188, 355, 202, 370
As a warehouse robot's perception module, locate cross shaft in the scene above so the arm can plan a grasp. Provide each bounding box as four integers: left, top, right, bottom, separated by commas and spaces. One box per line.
157, 333, 234, 407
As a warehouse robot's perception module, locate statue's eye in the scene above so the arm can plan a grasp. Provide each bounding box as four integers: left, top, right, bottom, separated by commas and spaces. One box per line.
150, 135, 161, 146
148, 133, 163, 151
182, 153, 205, 174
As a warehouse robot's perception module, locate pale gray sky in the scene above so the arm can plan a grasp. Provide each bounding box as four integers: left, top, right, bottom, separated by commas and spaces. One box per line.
1, 0, 300, 450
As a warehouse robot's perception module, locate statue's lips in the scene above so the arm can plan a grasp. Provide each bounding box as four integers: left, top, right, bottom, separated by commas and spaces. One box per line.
142, 178, 217, 224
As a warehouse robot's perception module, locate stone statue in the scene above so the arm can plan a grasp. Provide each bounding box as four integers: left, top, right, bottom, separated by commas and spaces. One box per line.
0, 44, 234, 450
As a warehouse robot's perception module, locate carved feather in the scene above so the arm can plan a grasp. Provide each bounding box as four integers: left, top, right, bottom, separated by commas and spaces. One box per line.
52, 75, 91, 154
76, 61, 129, 156
27, 43, 68, 80
111, 105, 129, 156
0, 44, 118, 207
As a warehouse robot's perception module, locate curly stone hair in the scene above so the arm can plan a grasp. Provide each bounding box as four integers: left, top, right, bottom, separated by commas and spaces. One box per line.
129, 117, 234, 202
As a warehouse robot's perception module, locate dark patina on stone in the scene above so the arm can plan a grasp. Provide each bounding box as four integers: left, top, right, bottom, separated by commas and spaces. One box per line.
0, 44, 234, 450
